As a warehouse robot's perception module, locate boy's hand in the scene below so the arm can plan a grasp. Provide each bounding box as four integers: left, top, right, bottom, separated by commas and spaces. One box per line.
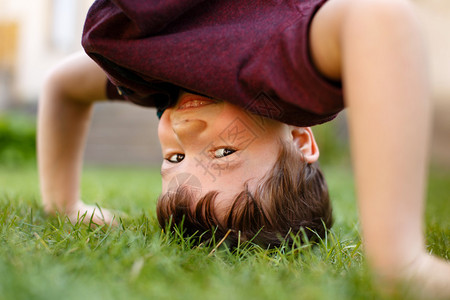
67, 201, 118, 226
38, 52, 112, 227
311, 0, 450, 298
376, 252, 450, 299
404, 253, 450, 299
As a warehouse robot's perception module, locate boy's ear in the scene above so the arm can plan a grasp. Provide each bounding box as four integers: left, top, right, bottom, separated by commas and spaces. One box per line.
290, 127, 320, 163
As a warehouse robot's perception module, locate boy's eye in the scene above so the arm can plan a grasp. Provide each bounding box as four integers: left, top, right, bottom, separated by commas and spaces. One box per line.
167, 153, 185, 163
213, 148, 236, 158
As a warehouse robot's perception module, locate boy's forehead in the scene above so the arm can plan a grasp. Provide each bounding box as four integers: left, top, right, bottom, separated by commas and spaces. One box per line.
167, 172, 202, 192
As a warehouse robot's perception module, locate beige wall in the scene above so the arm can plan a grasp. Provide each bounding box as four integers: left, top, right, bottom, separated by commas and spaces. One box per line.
0, 0, 93, 103
414, 0, 450, 102
412, 0, 450, 166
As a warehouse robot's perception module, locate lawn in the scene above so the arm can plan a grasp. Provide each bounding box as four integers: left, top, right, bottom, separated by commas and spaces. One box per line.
0, 162, 448, 300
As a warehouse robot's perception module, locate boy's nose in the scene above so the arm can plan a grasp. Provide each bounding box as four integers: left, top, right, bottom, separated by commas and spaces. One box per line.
172, 119, 207, 141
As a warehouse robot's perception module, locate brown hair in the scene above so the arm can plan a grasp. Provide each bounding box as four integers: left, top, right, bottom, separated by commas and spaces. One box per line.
156, 142, 333, 248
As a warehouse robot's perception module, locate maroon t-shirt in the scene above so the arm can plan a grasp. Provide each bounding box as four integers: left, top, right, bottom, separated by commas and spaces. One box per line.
82, 0, 343, 126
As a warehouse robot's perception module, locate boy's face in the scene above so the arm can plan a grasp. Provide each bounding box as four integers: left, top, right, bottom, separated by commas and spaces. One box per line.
158, 92, 300, 218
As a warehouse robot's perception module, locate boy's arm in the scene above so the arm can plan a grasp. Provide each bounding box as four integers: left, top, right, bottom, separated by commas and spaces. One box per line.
310, 0, 449, 297
38, 51, 115, 224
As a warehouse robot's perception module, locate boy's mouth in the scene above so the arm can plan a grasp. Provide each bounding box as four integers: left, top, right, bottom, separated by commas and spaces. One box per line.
176, 94, 217, 110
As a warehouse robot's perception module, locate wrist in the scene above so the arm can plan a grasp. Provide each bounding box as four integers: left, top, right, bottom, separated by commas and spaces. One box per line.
42, 197, 84, 216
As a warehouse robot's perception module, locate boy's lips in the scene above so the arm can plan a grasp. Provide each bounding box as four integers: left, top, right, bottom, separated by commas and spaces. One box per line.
176, 94, 216, 110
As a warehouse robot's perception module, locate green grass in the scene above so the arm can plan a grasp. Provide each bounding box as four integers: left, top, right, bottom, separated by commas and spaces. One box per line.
0, 164, 448, 300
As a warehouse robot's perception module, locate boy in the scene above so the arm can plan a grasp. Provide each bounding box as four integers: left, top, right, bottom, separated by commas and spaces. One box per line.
38, 0, 449, 297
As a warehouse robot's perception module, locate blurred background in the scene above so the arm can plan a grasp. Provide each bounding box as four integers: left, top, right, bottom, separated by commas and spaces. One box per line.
0, 0, 449, 168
